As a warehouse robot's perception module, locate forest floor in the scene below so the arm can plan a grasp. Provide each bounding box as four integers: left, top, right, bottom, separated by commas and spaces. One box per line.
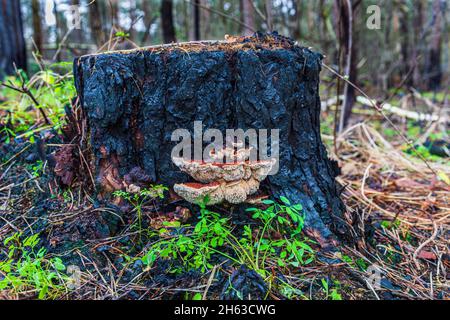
0, 66, 448, 300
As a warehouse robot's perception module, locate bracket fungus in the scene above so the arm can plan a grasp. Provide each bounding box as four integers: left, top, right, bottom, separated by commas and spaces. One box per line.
173, 146, 276, 204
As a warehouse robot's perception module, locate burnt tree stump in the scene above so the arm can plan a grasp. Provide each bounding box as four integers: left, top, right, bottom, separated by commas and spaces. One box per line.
73, 34, 349, 245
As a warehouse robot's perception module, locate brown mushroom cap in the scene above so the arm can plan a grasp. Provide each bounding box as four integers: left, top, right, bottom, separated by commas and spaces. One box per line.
222, 180, 248, 204
173, 178, 261, 205
247, 158, 276, 181
173, 181, 224, 204
172, 151, 275, 205
172, 157, 248, 183
242, 177, 260, 195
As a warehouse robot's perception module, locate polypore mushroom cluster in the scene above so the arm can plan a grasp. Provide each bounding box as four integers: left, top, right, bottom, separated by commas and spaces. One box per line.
173, 145, 275, 205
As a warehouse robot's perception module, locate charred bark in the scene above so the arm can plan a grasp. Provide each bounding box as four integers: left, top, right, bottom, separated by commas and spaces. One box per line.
73, 34, 350, 246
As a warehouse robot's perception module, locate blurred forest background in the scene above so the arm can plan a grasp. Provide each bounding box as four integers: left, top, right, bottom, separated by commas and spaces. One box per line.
1, 0, 448, 96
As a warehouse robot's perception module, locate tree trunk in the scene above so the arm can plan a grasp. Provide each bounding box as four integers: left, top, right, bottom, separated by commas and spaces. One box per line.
241, 0, 255, 36
191, 0, 201, 40
73, 35, 349, 247
70, 0, 83, 44
334, 0, 359, 131
31, 0, 43, 54
53, 0, 62, 62
200, 0, 211, 39
399, 0, 412, 87
318, 0, 328, 52
127, 0, 135, 41
265, 0, 273, 32
141, 0, 156, 45
291, 0, 301, 40
160, 0, 177, 43
0, 0, 27, 78
88, 0, 105, 47
409, 1, 423, 88
427, 0, 443, 90
182, 0, 190, 41
109, 0, 120, 30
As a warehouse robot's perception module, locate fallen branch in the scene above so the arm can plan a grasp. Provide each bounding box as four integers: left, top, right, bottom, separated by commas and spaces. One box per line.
321, 95, 448, 123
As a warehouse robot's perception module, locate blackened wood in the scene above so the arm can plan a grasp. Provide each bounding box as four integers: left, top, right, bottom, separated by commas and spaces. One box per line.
73, 34, 350, 245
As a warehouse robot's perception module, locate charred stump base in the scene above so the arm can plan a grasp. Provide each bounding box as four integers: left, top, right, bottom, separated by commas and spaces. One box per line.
73, 34, 350, 247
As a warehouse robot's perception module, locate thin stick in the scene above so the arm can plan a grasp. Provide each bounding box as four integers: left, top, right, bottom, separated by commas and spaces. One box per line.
413, 220, 439, 269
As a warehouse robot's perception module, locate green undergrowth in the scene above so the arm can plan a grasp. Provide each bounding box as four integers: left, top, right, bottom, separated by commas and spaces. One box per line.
0, 63, 75, 144
139, 196, 316, 294
0, 232, 69, 299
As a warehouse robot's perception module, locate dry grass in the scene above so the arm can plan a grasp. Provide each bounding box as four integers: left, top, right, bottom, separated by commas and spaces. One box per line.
332, 122, 448, 299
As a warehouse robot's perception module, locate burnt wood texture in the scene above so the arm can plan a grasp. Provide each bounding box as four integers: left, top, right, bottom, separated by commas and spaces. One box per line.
73, 34, 349, 245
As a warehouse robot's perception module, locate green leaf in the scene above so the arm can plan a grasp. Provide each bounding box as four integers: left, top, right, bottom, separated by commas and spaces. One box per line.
330, 289, 342, 300
23, 233, 39, 248
261, 199, 274, 205
290, 213, 298, 222
290, 261, 300, 267
194, 222, 202, 233
214, 222, 223, 235
4, 232, 20, 246
192, 292, 202, 300
252, 212, 260, 219
38, 285, 48, 299
298, 242, 314, 253
52, 258, 66, 271
321, 278, 328, 291
280, 196, 291, 205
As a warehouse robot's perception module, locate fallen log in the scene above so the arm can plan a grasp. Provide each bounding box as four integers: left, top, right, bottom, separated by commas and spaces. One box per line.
73, 33, 350, 246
